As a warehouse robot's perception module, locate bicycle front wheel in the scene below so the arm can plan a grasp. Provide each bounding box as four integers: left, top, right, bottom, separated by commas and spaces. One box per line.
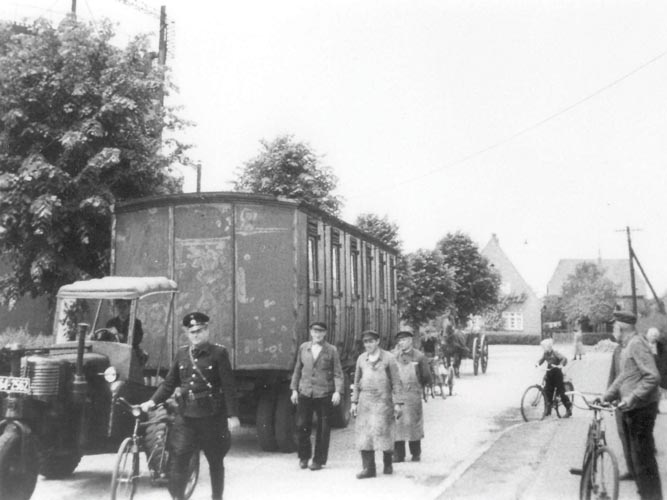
520, 385, 546, 422
581, 445, 619, 500
111, 437, 140, 500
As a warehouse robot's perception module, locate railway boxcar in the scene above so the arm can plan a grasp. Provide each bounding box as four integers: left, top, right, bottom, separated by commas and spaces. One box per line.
111, 192, 399, 451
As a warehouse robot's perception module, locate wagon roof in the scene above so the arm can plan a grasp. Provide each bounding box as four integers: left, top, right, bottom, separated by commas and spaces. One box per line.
57, 276, 177, 299
114, 191, 399, 255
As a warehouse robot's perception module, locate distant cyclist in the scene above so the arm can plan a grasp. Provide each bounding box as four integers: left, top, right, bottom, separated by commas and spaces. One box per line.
536, 337, 572, 418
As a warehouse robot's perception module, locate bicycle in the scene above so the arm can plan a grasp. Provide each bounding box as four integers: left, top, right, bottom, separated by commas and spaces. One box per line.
110, 397, 199, 500
423, 355, 454, 399
568, 391, 619, 500
520, 365, 574, 422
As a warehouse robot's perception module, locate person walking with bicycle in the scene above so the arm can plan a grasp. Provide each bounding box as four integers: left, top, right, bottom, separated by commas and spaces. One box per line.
141, 312, 240, 500
604, 310, 662, 500
392, 330, 431, 463
536, 337, 572, 418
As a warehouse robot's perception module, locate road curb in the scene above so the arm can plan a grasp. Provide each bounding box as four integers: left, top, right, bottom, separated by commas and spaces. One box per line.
427, 421, 526, 500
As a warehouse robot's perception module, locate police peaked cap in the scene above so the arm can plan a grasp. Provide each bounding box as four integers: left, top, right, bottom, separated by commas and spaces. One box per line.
183, 312, 210, 328
309, 321, 328, 331
612, 310, 637, 325
396, 330, 413, 338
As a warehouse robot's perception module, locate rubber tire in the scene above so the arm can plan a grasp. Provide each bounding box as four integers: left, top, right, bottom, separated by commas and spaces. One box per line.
274, 392, 297, 453
331, 372, 352, 428
481, 336, 489, 374
0, 428, 38, 500
111, 437, 139, 500
472, 337, 479, 375
145, 406, 169, 473
521, 385, 546, 422
580, 446, 619, 500
256, 392, 278, 451
183, 451, 199, 500
39, 449, 81, 478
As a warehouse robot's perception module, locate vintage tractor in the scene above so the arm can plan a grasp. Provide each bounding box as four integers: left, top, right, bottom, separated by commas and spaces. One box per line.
0, 276, 177, 500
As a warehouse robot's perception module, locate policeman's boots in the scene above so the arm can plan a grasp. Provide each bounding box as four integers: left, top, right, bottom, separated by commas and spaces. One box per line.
356, 450, 376, 479
383, 451, 393, 475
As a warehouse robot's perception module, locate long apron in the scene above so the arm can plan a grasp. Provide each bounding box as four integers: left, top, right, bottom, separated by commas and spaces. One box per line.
395, 356, 424, 441
355, 360, 396, 451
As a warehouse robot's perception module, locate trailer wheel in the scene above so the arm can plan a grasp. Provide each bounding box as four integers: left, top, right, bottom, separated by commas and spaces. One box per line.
0, 427, 38, 500
39, 448, 81, 478
274, 392, 296, 453
256, 393, 278, 451
472, 337, 480, 375
330, 372, 351, 428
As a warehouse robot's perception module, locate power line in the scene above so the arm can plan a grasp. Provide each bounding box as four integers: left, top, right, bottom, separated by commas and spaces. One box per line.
348, 48, 667, 200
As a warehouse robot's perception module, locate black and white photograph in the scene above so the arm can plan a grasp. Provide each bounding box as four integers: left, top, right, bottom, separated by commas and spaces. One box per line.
0, 1, 666, 499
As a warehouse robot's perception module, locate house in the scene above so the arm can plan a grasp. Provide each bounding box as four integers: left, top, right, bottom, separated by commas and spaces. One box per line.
478, 234, 542, 338
546, 258, 646, 312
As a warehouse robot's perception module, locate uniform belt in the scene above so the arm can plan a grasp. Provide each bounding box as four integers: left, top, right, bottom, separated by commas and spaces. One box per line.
187, 389, 222, 400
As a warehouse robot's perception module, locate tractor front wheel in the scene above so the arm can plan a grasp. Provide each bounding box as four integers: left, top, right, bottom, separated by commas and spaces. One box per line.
0, 427, 39, 500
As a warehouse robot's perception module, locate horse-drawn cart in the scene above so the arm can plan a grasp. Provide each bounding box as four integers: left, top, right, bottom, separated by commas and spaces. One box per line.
441, 330, 489, 376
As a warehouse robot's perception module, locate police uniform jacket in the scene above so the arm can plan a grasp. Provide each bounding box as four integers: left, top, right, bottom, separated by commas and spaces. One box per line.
151, 342, 239, 418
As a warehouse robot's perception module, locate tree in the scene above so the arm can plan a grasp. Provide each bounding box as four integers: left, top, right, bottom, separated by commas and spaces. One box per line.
436, 232, 500, 324
399, 249, 456, 331
0, 17, 189, 306
561, 262, 618, 328
355, 213, 402, 251
234, 135, 342, 215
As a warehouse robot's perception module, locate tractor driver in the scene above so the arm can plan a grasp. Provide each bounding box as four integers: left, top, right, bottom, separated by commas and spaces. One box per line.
106, 299, 144, 348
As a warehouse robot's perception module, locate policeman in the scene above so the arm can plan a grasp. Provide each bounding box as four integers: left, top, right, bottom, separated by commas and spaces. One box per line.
141, 312, 240, 500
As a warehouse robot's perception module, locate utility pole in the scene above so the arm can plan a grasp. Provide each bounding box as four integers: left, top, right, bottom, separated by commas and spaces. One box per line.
625, 226, 638, 316
71, 0, 77, 16
158, 6, 167, 67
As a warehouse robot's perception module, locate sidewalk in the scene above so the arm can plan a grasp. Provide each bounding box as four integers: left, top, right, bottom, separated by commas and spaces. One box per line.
437, 350, 667, 500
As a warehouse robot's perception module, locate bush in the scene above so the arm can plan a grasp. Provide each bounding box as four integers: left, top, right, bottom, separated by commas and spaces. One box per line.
581, 332, 614, 346
0, 328, 52, 349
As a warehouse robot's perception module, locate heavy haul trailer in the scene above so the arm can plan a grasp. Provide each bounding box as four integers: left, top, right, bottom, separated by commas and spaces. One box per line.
111, 192, 399, 452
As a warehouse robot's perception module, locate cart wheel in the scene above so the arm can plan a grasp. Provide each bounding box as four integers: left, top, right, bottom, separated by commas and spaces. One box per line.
111, 437, 139, 500
480, 335, 489, 374
447, 366, 455, 396
472, 337, 479, 375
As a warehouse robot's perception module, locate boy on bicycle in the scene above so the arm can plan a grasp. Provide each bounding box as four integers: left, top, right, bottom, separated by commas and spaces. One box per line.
536, 338, 572, 417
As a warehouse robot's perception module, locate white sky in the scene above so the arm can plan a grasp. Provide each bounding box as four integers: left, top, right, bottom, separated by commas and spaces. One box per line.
5, 0, 667, 297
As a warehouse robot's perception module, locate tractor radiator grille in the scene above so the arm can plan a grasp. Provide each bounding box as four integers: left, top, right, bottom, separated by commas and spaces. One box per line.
22, 356, 62, 398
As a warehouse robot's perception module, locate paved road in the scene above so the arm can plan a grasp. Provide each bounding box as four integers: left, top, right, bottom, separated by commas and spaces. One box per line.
441, 347, 667, 500
32, 345, 551, 500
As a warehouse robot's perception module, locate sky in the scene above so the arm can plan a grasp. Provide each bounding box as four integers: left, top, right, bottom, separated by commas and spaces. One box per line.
4, 0, 667, 297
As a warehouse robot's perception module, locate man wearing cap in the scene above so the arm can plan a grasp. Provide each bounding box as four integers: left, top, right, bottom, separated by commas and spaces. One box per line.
290, 321, 344, 471
351, 330, 403, 479
141, 312, 240, 500
392, 330, 431, 463
605, 310, 662, 500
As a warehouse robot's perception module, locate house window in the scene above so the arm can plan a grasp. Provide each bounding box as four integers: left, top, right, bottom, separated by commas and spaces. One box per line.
308, 220, 320, 293
331, 230, 341, 296
502, 312, 524, 331
350, 238, 359, 299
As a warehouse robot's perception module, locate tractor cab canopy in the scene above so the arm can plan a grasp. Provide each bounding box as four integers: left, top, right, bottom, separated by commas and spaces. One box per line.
53, 277, 177, 365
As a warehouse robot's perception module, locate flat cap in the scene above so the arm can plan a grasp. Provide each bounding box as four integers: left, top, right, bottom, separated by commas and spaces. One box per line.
183, 312, 210, 331
396, 330, 413, 339
613, 310, 637, 325
361, 330, 380, 340
309, 321, 327, 331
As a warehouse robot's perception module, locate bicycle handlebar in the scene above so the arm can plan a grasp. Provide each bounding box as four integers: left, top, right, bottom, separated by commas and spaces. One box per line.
566, 390, 615, 412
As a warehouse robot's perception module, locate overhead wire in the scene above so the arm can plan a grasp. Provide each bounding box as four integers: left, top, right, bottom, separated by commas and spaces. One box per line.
346, 48, 667, 200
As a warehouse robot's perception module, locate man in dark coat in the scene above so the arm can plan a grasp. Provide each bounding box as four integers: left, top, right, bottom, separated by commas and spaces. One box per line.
290, 321, 344, 471
141, 312, 240, 500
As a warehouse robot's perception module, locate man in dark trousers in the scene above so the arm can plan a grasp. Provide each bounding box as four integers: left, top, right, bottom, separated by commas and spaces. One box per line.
608, 311, 636, 482
605, 310, 663, 500
141, 312, 240, 500
290, 321, 344, 471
